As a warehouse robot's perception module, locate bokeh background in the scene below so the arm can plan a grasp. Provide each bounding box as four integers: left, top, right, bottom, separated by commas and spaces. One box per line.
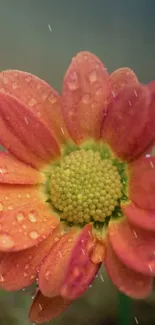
0, 0, 155, 324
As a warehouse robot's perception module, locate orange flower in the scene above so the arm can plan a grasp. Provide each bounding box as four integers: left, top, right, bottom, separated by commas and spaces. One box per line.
0, 52, 155, 323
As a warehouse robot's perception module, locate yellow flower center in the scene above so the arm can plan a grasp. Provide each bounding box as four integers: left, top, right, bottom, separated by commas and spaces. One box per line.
50, 149, 123, 224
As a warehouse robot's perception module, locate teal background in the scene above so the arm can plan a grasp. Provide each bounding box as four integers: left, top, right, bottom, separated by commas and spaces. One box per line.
0, 0, 155, 324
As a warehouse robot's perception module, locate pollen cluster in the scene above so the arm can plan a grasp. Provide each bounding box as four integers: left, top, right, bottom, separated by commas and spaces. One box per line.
50, 150, 122, 224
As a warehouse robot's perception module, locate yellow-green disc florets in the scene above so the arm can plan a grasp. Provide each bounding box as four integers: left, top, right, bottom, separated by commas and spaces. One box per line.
50, 149, 123, 224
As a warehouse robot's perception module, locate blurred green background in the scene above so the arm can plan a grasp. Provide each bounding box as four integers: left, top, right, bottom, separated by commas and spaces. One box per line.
0, 0, 155, 324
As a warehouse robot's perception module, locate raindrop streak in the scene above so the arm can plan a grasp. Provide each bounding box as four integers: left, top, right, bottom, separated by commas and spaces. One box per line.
150, 161, 154, 168
24, 117, 28, 124
39, 304, 43, 310
100, 274, 104, 282
133, 230, 138, 239
111, 91, 116, 98
61, 127, 65, 135
48, 24, 52, 32
134, 316, 139, 324
148, 264, 153, 272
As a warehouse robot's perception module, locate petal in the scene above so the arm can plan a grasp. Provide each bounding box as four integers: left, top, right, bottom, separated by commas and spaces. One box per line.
39, 227, 81, 297
109, 67, 138, 98
101, 84, 152, 160
108, 218, 155, 275
29, 290, 71, 324
104, 238, 152, 299
0, 152, 44, 184
0, 183, 44, 211
0, 185, 59, 251
0, 91, 60, 169
0, 225, 63, 291
39, 224, 99, 299
122, 201, 155, 231
60, 224, 100, 300
128, 155, 155, 209
90, 240, 105, 264
62, 51, 110, 143
0, 70, 69, 144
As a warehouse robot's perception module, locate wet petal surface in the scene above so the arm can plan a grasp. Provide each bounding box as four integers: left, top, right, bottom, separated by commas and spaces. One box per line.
0, 184, 44, 212
122, 201, 155, 231
60, 224, 100, 300
0, 190, 59, 251
0, 70, 69, 144
0, 152, 44, 184
109, 67, 138, 99
104, 238, 152, 299
109, 218, 155, 275
39, 227, 80, 297
129, 155, 155, 209
0, 92, 60, 169
39, 224, 99, 299
29, 290, 71, 324
62, 51, 110, 143
0, 225, 63, 291
101, 84, 153, 160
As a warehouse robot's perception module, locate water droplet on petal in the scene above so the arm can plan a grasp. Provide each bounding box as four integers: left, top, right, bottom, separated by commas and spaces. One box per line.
12, 82, 18, 89
82, 93, 91, 104
72, 266, 81, 278
89, 70, 97, 83
16, 212, 25, 222
28, 98, 37, 107
95, 87, 103, 97
42, 93, 48, 100
68, 72, 79, 90
3, 77, 8, 84
0, 234, 14, 249
24, 272, 28, 277
49, 95, 57, 104
25, 76, 31, 83
28, 212, 37, 223
24, 264, 29, 270
8, 205, 13, 211
45, 270, 51, 279
22, 224, 27, 229
0, 203, 3, 212
29, 231, 39, 239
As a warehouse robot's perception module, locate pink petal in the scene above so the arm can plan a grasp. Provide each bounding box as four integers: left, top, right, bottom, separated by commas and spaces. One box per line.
0, 70, 69, 144
104, 238, 152, 299
62, 51, 110, 143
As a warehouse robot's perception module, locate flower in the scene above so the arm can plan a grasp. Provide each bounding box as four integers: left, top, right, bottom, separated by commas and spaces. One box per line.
0, 51, 154, 323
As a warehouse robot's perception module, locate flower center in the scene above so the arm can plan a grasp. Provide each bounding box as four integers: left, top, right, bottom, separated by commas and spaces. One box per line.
50, 149, 123, 224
